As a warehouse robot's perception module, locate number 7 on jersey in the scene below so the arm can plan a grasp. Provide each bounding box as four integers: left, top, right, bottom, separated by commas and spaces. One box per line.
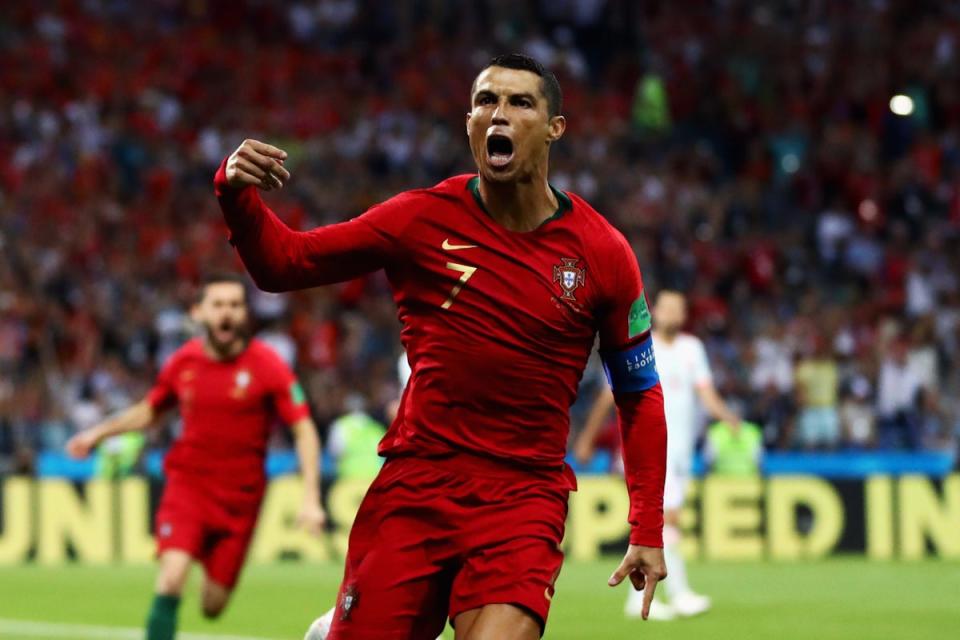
442, 262, 478, 309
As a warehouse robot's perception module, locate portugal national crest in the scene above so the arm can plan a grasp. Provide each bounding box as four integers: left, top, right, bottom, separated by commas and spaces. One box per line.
230, 369, 252, 399
339, 584, 360, 621
553, 258, 586, 301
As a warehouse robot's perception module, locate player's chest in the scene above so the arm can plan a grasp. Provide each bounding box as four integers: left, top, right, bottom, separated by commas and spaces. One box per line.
174, 361, 266, 412
657, 352, 696, 391
399, 212, 599, 338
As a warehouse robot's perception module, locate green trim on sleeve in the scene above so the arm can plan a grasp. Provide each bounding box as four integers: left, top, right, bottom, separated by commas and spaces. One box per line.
290, 381, 306, 406
628, 293, 652, 338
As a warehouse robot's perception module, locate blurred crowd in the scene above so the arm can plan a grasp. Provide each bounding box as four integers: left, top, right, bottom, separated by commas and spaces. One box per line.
2, 0, 960, 475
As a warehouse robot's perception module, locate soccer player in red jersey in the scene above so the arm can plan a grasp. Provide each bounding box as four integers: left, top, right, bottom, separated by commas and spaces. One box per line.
66, 274, 325, 640
215, 54, 668, 639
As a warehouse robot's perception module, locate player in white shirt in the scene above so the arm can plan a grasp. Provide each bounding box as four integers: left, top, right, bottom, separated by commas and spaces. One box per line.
574, 290, 740, 620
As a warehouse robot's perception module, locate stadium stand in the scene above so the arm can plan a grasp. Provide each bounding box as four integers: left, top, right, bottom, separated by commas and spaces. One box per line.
1, 1, 958, 477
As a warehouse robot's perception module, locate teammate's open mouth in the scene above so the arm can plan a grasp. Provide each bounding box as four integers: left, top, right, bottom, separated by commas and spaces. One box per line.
486, 134, 514, 168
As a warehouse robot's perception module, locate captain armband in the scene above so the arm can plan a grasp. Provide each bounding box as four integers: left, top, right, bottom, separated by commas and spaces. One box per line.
601, 335, 660, 393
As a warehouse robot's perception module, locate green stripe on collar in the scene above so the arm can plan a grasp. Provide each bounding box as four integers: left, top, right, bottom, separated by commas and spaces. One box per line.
467, 176, 571, 228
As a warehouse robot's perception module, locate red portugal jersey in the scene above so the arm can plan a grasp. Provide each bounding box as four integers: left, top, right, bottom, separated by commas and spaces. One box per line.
217, 168, 667, 546
147, 337, 310, 489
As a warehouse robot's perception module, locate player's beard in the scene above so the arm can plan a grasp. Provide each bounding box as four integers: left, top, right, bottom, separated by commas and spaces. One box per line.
658, 324, 682, 340
204, 320, 249, 358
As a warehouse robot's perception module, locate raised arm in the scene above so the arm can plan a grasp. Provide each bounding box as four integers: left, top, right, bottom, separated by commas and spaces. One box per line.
214, 139, 402, 292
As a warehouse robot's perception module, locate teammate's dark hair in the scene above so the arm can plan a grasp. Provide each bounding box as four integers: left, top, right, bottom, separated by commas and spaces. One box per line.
198, 272, 249, 303
476, 53, 563, 118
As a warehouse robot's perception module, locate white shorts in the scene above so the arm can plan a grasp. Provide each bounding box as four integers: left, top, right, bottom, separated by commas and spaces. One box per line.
663, 468, 691, 511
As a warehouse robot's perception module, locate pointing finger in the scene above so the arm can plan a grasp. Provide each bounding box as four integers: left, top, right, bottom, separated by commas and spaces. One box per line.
641, 573, 660, 620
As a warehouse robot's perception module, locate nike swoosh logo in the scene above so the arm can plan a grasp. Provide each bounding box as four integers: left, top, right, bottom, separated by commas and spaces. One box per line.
442, 239, 478, 250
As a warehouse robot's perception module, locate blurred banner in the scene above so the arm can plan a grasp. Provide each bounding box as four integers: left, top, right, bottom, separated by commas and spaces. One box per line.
1, 473, 957, 565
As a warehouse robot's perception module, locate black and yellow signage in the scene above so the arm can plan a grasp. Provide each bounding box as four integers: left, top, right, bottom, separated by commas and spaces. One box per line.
0, 475, 957, 564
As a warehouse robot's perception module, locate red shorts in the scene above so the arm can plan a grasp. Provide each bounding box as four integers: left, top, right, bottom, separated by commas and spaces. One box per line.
328, 454, 575, 640
155, 473, 263, 589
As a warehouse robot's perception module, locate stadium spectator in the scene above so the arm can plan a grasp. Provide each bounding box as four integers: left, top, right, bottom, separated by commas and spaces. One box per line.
0, 0, 958, 468
876, 338, 924, 450
794, 337, 841, 450
325, 393, 386, 481
839, 376, 877, 449
704, 420, 764, 475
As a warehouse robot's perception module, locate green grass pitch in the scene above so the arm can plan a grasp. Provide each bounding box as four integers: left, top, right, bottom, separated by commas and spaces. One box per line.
0, 559, 956, 639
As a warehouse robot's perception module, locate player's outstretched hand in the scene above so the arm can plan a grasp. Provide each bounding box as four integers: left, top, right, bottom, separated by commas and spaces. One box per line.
225, 139, 291, 191
607, 544, 668, 620
65, 429, 100, 459
296, 502, 327, 536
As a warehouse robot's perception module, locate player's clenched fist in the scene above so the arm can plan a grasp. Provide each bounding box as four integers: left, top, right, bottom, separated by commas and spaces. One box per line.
296, 502, 328, 537
65, 429, 100, 459
225, 139, 291, 191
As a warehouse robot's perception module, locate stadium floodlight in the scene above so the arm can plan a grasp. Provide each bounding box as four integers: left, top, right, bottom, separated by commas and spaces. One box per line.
889, 94, 914, 116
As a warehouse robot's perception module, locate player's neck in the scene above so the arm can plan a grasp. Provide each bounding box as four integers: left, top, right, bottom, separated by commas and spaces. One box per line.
654, 328, 678, 345
203, 337, 246, 361
478, 173, 558, 233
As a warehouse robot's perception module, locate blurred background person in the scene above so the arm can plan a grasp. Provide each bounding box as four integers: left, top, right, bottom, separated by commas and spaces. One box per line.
704, 419, 763, 476
325, 393, 386, 482
575, 289, 741, 621
65, 274, 325, 640
839, 376, 877, 449
876, 337, 923, 450
793, 336, 840, 450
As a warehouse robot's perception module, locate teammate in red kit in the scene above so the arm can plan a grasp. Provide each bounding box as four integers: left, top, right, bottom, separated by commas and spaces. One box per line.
216, 54, 668, 639
66, 274, 325, 640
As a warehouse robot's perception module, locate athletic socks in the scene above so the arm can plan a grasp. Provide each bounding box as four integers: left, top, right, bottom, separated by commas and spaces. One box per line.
662, 525, 691, 600
146, 594, 181, 640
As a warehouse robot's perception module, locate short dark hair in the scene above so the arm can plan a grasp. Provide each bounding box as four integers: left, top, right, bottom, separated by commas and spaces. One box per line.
198, 272, 249, 303
477, 53, 563, 118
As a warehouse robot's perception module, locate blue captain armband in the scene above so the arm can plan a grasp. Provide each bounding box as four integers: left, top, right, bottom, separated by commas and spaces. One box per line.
601, 335, 660, 393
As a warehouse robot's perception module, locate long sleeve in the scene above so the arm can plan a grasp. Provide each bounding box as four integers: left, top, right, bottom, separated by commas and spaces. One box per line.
596, 229, 667, 548
213, 159, 405, 292
146, 350, 180, 412
615, 386, 667, 547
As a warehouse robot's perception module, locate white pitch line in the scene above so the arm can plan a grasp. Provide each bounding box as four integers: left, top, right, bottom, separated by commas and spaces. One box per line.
0, 618, 286, 640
